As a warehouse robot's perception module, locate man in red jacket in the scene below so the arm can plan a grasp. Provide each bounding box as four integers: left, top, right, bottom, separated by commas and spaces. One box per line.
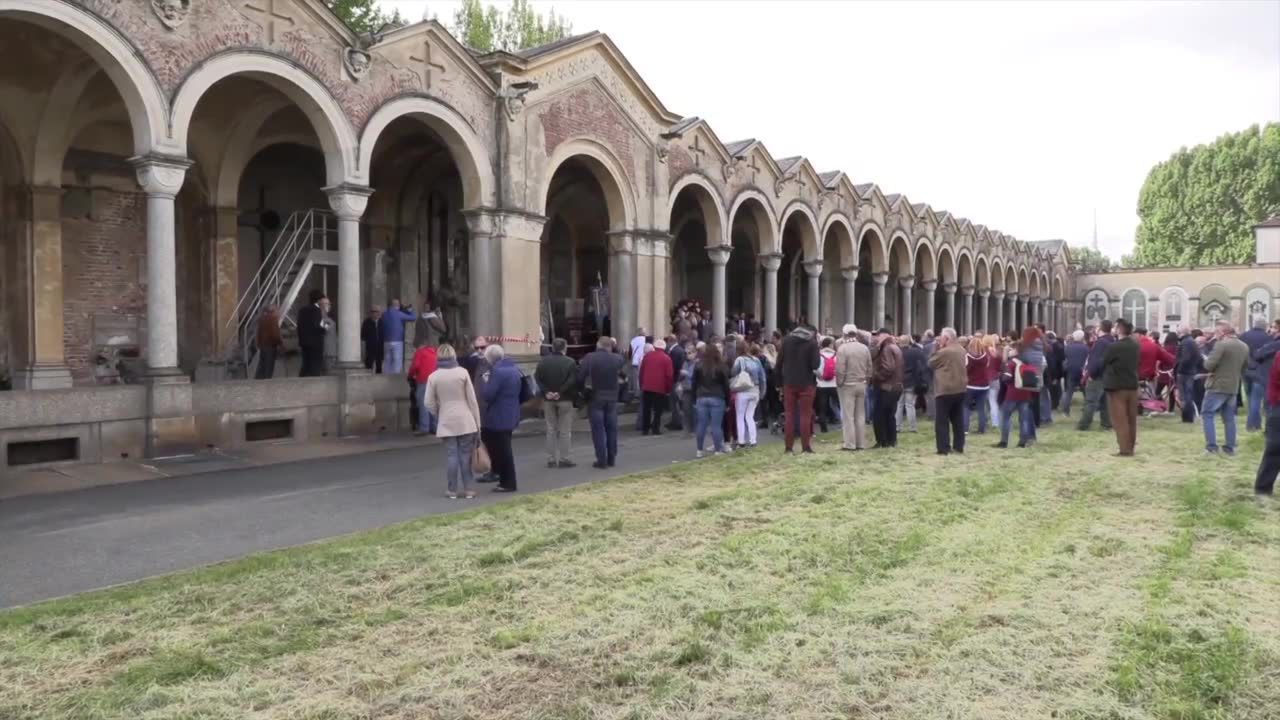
1137, 328, 1175, 382
639, 339, 674, 435
408, 344, 439, 435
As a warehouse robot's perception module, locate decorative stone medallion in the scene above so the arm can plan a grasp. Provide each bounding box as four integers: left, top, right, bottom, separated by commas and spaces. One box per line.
1083, 288, 1110, 325
343, 48, 372, 82
151, 0, 191, 29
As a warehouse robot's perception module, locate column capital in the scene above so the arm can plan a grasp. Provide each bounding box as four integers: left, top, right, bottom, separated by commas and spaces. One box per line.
1029, 295, 1041, 302
802, 259, 823, 277
130, 153, 191, 197
462, 207, 547, 240
841, 266, 859, 282
324, 183, 373, 220
993, 291, 1006, 300
758, 253, 783, 272
706, 244, 732, 266
920, 280, 938, 292
942, 282, 957, 294
1018, 293, 1030, 301
960, 285, 975, 296
606, 230, 636, 255
898, 275, 915, 289
872, 272, 890, 286
977, 288, 990, 298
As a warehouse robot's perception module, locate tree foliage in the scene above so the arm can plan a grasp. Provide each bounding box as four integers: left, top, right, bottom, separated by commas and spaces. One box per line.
325, 0, 404, 34
452, 0, 573, 53
1067, 244, 1112, 273
1129, 123, 1280, 267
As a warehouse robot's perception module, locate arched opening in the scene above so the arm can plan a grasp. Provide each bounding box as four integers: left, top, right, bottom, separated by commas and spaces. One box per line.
0, 15, 157, 387
779, 207, 818, 328
727, 194, 774, 333
855, 228, 886, 330
958, 253, 975, 334
887, 235, 911, 334
820, 220, 853, 332
541, 155, 626, 349
186, 71, 344, 378
1018, 267, 1031, 329
913, 243, 936, 334
668, 181, 725, 335
936, 247, 956, 332
976, 258, 991, 333
364, 116, 474, 346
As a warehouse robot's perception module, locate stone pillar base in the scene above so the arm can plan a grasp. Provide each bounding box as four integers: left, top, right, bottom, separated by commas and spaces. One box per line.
194, 358, 233, 383
332, 365, 375, 436
13, 363, 74, 390
145, 372, 198, 458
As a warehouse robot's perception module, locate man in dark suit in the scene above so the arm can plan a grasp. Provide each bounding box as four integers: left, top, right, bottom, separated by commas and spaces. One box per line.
298, 289, 328, 377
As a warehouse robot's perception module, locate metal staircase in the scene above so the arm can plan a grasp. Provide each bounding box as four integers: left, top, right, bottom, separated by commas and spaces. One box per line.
224, 209, 339, 377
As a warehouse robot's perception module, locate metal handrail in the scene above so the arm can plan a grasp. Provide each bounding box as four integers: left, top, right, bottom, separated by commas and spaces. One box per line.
223, 209, 337, 365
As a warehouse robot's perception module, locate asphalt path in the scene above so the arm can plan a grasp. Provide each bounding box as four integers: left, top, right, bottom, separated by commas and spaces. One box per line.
0, 425, 774, 608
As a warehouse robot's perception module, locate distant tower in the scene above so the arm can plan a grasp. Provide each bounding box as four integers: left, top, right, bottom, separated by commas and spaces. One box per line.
1092, 209, 1099, 252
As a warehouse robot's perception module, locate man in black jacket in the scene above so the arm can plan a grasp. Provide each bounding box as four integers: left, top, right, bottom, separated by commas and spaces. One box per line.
666, 337, 687, 431
361, 306, 383, 373
1175, 323, 1200, 423
777, 325, 821, 454
297, 289, 328, 377
1077, 320, 1114, 431
535, 338, 579, 469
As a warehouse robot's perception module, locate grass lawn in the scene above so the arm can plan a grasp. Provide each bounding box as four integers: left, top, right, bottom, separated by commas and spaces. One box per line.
1, 416, 1277, 719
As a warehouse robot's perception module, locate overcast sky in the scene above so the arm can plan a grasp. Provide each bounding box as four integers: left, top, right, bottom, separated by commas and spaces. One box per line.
384, 0, 1280, 261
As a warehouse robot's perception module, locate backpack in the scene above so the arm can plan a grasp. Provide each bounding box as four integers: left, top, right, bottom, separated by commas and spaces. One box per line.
518, 371, 536, 404
821, 353, 837, 382
1013, 360, 1040, 390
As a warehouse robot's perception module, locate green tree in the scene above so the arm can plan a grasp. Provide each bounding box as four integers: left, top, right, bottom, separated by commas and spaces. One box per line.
1068, 244, 1112, 273
1130, 123, 1280, 267
325, 0, 404, 34
452, 0, 573, 52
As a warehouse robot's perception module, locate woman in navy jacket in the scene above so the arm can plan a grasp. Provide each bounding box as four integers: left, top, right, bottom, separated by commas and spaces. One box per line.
478, 344, 524, 493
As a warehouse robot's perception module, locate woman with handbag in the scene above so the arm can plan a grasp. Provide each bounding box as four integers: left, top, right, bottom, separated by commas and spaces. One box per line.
730, 341, 767, 448
423, 343, 482, 499
477, 344, 523, 493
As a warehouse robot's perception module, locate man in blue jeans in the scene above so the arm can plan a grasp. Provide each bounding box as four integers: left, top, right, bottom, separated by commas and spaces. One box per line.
578, 337, 625, 469
1202, 323, 1249, 456
378, 298, 417, 373
1240, 317, 1271, 432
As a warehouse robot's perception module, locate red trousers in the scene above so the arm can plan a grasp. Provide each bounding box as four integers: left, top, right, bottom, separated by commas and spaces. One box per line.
783, 385, 816, 451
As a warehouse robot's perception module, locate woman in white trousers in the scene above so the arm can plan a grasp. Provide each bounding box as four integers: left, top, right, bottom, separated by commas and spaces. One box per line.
731, 341, 766, 448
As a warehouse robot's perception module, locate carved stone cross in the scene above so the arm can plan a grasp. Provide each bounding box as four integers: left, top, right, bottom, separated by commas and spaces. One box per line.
244, 0, 294, 43
689, 134, 707, 167
746, 155, 760, 182
410, 39, 447, 89
794, 170, 807, 194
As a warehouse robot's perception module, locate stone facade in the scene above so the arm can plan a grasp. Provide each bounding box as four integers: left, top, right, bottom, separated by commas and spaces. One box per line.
0, 0, 1093, 468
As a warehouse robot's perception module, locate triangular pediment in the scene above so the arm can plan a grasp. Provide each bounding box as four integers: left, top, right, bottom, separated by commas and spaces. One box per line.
372, 21, 498, 95
479, 31, 681, 138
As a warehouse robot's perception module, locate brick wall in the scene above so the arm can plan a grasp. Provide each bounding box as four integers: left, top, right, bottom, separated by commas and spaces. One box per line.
61, 188, 147, 385
539, 85, 638, 190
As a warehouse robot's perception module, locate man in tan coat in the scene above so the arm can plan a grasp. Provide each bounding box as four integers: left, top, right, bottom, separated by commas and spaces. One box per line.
928, 327, 969, 455
835, 324, 872, 450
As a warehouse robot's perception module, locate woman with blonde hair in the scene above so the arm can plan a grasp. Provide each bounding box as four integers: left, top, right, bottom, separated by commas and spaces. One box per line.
984, 334, 1004, 426
730, 341, 767, 448
424, 343, 482, 499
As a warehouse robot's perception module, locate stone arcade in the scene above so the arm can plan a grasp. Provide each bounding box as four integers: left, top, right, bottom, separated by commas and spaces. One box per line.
0, 0, 1101, 470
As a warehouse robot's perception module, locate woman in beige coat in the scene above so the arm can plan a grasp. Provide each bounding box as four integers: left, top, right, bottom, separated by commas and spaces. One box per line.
424, 343, 482, 499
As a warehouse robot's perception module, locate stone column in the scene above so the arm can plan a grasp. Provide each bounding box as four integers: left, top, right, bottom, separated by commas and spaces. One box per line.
803, 260, 822, 329
872, 272, 889, 330
1046, 299, 1056, 333
960, 285, 975, 336
1007, 294, 1018, 332
898, 276, 915, 336
841, 266, 858, 328
978, 289, 990, 334
12, 186, 73, 389
708, 245, 731, 337
325, 184, 373, 369
993, 291, 1006, 333
1019, 294, 1030, 330
608, 231, 637, 344
462, 209, 547, 351
760, 253, 782, 337
943, 282, 957, 329
463, 211, 499, 340
132, 155, 191, 376
921, 280, 937, 334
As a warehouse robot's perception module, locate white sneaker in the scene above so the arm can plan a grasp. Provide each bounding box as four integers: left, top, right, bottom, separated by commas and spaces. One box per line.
695, 450, 704, 459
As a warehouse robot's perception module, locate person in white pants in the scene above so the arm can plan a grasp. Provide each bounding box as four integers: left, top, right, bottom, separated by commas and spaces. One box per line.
730, 340, 766, 448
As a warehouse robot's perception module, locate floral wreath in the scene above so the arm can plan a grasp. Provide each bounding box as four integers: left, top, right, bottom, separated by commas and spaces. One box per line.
670, 298, 708, 323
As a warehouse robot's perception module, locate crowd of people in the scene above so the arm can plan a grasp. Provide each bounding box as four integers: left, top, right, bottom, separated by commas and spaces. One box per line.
264, 289, 1280, 502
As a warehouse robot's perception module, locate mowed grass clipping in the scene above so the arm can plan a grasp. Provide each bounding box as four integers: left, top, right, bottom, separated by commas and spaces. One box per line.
1, 416, 1278, 720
